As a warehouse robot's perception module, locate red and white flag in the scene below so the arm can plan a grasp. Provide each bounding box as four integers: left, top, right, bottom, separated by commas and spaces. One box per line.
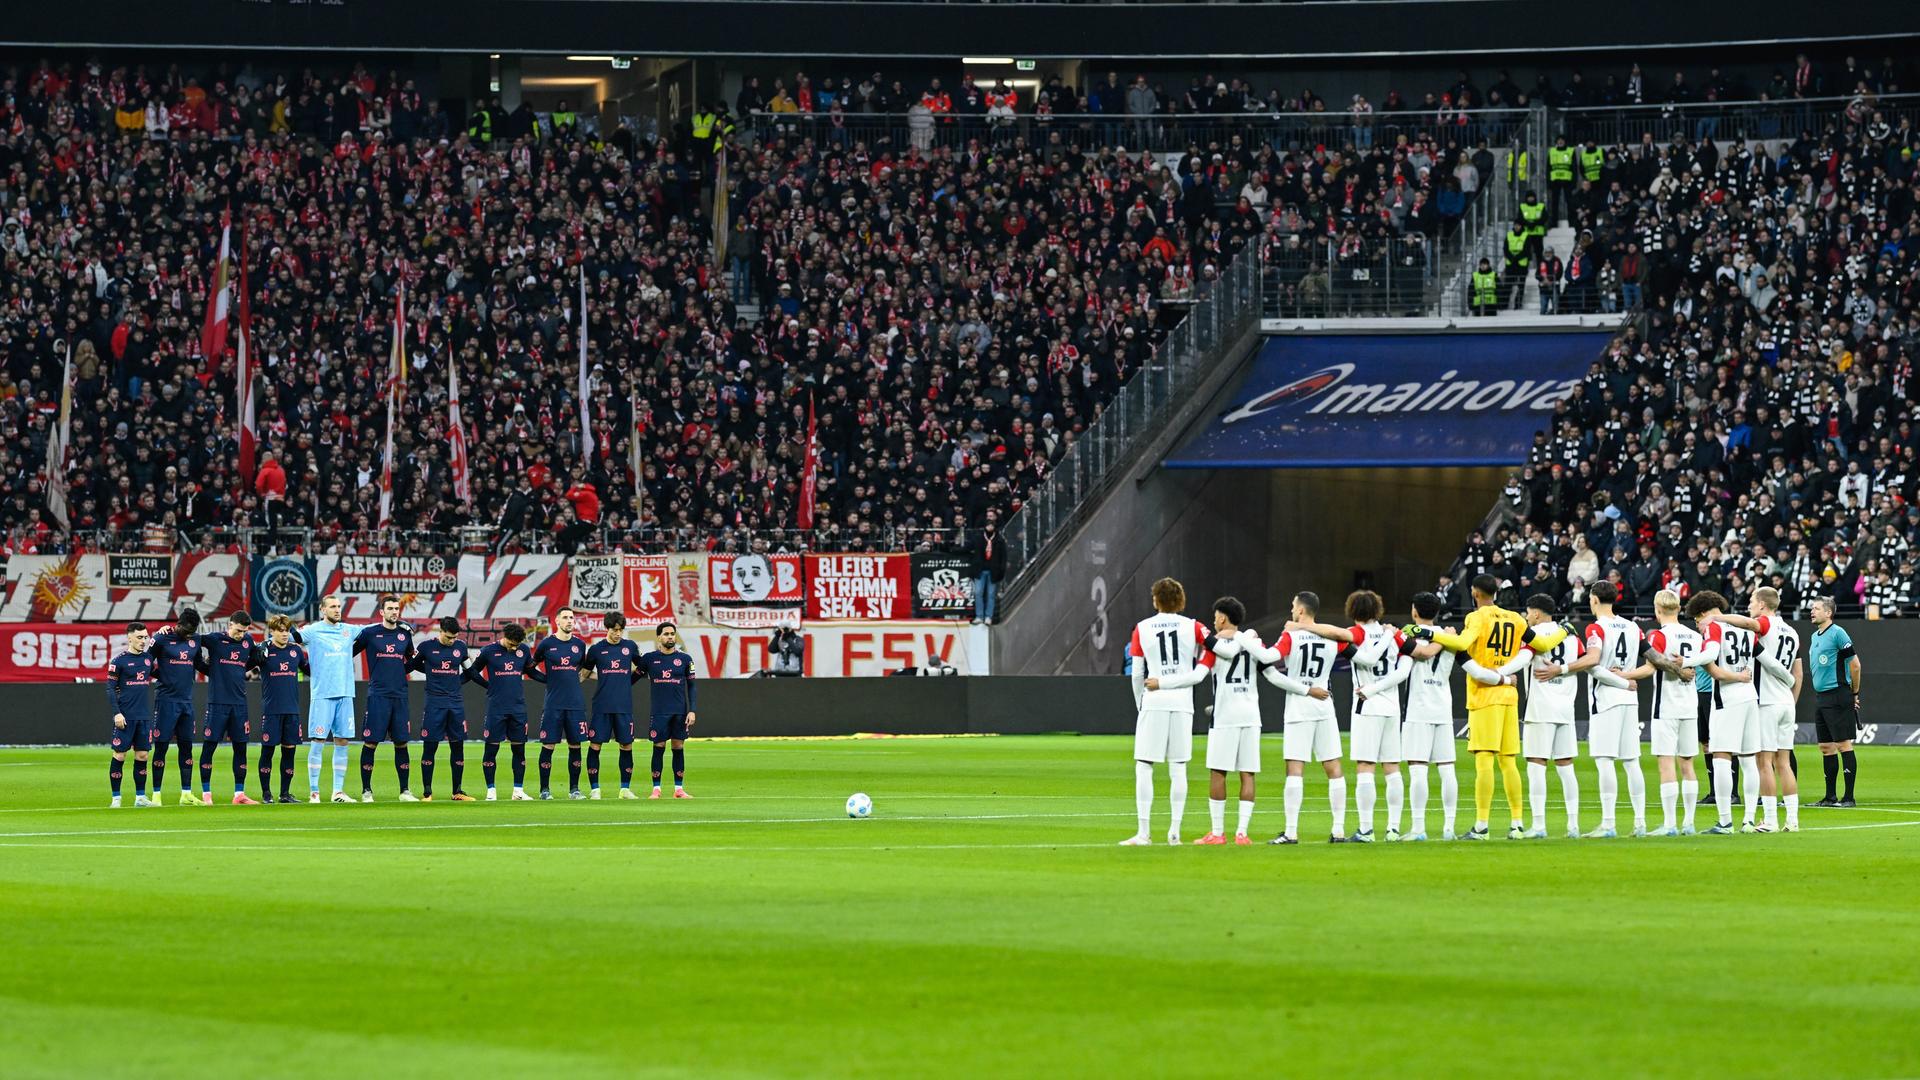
200, 207, 233, 371
378, 286, 406, 529
448, 353, 471, 507
44, 340, 73, 531
236, 225, 257, 489
797, 393, 819, 531
578, 272, 595, 463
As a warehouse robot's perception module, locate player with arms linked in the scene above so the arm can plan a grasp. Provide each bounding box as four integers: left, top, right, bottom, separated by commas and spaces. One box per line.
583, 613, 643, 799
299, 594, 367, 803
642, 621, 698, 799
532, 608, 590, 799
353, 595, 418, 802
147, 608, 202, 806
195, 612, 261, 805
105, 622, 158, 808
409, 617, 475, 801
467, 623, 541, 801
252, 615, 310, 803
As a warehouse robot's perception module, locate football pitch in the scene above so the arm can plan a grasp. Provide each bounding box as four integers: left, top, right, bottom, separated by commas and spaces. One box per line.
1, 736, 1917, 1079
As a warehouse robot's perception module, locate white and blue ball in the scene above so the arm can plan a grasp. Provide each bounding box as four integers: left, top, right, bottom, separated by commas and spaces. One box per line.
846, 792, 873, 818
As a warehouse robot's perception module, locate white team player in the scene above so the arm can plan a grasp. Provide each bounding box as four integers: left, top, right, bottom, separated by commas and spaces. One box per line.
1183, 596, 1310, 845
1248, 590, 1346, 844
1399, 591, 1460, 841
1687, 590, 1762, 834
1289, 590, 1411, 842
1539, 581, 1647, 837
1123, 577, 1209, 846
1620, 589, 1716, 835
1516, 593, 1584, 839
1717, 587, 1805, 832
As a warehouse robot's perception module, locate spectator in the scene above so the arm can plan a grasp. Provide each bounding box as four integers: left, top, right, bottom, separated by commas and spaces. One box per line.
971, 518, 1005, 624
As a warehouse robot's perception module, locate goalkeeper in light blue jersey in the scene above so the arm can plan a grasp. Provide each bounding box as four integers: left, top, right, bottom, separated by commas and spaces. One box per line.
297, 594, 367, 802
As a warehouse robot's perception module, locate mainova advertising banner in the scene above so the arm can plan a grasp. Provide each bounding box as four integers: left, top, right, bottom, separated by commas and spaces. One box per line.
1165, 332, 1613, 468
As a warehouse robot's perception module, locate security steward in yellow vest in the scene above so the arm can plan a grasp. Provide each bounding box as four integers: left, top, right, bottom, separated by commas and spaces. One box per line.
1546, 135, 1575, 226
1471, 257, 1501, 317
1502, 221, 1532, 310
467, 100, 494, 147
1505, 146, 1529, 194
1579, 140, 1603, 183
552, 99, 578, 142
1517, 191, 1547, 262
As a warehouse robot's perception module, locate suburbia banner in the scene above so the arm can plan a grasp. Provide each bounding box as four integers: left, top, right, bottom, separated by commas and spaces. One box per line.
706, 553, 804, 628
1165, 332, 1613, 468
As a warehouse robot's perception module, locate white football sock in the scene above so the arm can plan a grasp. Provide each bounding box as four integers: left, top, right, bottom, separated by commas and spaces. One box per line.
1168, 765, 1188, 837
1209, 798, 1226, 836
1740, 757, 1760, 824
1237, 799, 1254, 836
1408, 765, 1429, 834
1784, 793, 1799, 829
1283, 775, 1304, 838
1659, 781, 1678, 831
1439, 764, 1459, 833
1680, 779, 1700, 828
1327, 775, 1348, 837
1385, 772, 1404, 834
1595, 757, 1618, 829
1527, 762, 1548, 830
1355, 773, 1376, 834
1556, 763, 1580, 832
1713, 758, 1734, 826
1133, 761, 1154, 836
1622, 758, 1647, 829
1761, 794, 1778, 828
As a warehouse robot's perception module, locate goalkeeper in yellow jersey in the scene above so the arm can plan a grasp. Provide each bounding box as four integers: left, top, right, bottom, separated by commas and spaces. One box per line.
1407, 574, 1568, 840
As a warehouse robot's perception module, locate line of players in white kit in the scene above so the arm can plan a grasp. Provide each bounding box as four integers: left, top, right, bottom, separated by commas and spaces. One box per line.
1123, 576, 1804, 845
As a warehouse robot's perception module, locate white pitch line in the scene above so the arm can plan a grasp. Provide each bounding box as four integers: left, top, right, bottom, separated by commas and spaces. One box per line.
0, 840, 1121, 854
0, 793, 1123, 815
1799, 818, 1920, 833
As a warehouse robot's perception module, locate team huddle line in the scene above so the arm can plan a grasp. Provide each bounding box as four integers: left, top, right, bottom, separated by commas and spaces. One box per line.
1123, 575, 1864, 847
101, 595, 703, 808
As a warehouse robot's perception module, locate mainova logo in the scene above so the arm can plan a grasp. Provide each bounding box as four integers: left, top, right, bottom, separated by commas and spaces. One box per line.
1223, 363, 1578, 423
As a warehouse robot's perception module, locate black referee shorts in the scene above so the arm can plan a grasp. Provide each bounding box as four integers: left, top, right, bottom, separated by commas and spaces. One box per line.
1813, 689, 1858, 744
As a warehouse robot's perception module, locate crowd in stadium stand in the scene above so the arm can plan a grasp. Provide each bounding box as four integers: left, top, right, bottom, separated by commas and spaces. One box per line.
1453, 101, 1920, 617
0, 53, 1914, 623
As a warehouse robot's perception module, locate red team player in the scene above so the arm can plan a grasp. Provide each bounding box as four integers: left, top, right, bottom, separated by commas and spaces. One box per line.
1124, 578, 1210, 846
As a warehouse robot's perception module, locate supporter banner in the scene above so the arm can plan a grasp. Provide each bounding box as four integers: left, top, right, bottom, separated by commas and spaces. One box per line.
252, 556, 318, 620
805, 554, 912, 621
310, 554, 568, 623
106, 553, 173, 591
707, 553, 804, 628
0, 622, 126, 681
636, 622, 990, 679
1165, 332, 1613, 468
330, 554, 460, 595
911, 552, 981, 620
669, 552, 710, 626
0, 554, 249, 622
569, 554, 623, 615
622, 554, 676, 625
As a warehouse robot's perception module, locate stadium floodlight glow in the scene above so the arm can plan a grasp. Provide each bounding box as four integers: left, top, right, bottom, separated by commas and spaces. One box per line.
962, 57, 1015, 66
567, 55, 616, 62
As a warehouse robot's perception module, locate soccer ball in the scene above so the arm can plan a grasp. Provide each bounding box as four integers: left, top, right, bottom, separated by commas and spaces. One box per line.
846, 793, 873, 818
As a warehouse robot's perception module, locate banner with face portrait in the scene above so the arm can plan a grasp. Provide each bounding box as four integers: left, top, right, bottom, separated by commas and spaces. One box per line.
705, 553, 804, 629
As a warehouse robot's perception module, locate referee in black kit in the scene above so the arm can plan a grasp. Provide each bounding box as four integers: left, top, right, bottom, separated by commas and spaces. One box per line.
1807, 596, 1863, 807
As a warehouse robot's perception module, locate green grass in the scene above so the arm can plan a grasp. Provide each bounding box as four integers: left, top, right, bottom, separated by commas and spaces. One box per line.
1, 736, 1917, 1079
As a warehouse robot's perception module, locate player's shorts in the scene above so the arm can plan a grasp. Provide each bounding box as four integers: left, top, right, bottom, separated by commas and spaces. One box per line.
1757, 702, 1794, 753
1204, 725, 1260, 773
258, 713, 302, 748
539, 708, 589, 746
1708, 697, 1761, 757
110, 718, 152, 753
1523, 720, 1577, 761
421, 702, 468, 743
151, 699, 195, 743
1651, 713, 1700, 759
1283, 715, 1341, 763
1349, 714, 1402, 763
202, 703, 250, 744
1132, 709, 1192, 764
362, 695, 412, 743
647, 713, 693, 744
483, 709, 530, 744
309, 696, 356, 741
1466, 703, 1520, 755
1813, 691, 1857, 743
1587, 703, 1640, 760
1696, 693, 1714, 747
1401, 721, 1456, 764
592, 713, 636, 745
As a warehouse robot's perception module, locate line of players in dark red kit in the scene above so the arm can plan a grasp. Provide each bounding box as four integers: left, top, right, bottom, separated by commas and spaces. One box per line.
102, 599, 699, 808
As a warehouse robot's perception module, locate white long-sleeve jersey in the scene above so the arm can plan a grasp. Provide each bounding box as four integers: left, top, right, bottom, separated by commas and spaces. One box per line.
1127, 612, 1210, 713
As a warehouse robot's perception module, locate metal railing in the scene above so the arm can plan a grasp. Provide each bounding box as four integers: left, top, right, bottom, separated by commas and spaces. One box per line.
1260, 233, 1435, 318
741, 107, 1530, 155
58, 524, 974, 557
999, 251, 1261, 595
1556, 91, 1920, 146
